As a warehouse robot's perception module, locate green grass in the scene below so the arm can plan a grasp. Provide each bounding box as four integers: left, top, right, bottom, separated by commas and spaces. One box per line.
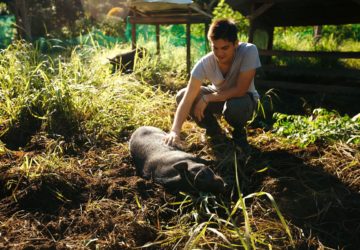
273, 108, 360, 147
0, 40, 177, 149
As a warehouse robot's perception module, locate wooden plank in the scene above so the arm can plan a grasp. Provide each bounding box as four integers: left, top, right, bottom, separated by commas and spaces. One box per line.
189, 5, 212, 18
255, 80, 360, 95
234, 0, 329, 4
260, 65, 360, 78
259, 49, 360, 59
128, 16, 211, 25
247, 3, 274, 20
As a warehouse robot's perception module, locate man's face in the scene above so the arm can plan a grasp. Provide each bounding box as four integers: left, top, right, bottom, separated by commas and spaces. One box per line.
210, 39, 238, 64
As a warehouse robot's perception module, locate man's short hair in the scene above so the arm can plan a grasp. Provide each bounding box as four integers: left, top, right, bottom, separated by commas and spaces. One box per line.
207, 19, 238, 44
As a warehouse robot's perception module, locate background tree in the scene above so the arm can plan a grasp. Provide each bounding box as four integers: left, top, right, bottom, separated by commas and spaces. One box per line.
2, 0, 84, 40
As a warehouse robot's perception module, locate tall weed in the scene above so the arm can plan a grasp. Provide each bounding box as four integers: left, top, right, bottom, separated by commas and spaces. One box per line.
0, 40, 176, 148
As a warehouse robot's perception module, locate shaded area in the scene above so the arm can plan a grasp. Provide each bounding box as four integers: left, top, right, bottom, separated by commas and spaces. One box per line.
248, 150, 360, 249
200, 129, 360, 249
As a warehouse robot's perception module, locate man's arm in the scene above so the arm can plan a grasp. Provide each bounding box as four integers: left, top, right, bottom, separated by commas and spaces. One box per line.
164, 77, 202, 145
204, 69, 256, 103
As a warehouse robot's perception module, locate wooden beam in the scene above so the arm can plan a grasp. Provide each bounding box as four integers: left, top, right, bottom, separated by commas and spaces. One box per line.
258, 50, 360, 59
247, 3, 274, 20
189, 5, 212, 18
261, 65, 360, 78
228, 0, 275, 5
128, 16, 211, 25
256, 80, 360, 96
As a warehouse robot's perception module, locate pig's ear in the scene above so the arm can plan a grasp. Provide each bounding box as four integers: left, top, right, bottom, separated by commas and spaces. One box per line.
173, 161, 189, 172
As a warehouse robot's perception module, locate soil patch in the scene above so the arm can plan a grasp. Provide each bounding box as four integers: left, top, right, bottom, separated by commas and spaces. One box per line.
0, 129, 359, 249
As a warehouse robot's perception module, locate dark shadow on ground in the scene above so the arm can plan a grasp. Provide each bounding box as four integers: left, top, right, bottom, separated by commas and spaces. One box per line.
239, 147, 360, 250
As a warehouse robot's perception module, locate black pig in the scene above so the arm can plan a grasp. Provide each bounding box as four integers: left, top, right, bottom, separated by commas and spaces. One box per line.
129, 126, 225, 193
108, 47, 146, 73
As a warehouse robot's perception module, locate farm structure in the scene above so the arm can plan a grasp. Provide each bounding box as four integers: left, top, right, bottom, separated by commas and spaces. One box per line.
227, 0, 360, 96
127, 0, 211, 75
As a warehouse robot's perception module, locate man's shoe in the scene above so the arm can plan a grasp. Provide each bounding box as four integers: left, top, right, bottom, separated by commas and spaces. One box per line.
205, 125, 222, 137
200, 127, 227, 145
202, 132, 225, 145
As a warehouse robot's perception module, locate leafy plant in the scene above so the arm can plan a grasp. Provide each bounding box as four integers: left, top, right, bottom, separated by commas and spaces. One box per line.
273, 108, 360, 147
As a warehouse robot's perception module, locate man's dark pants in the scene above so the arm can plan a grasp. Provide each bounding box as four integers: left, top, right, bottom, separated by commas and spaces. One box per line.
176, 86, 258, 144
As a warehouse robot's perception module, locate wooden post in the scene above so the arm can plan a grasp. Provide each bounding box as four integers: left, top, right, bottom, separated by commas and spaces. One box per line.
131, 22, 136, 49
248, 2, 256, 43
186, 22, 191, 77
264, 26, 274, 64
205, 22, 209, 53
267, 26, 274, 50
156, 24, 160, 55
314, 25, 322, 44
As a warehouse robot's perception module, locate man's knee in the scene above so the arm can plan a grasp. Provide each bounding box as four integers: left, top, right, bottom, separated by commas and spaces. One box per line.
223, 95, 254, 128
176, 88, 187, 105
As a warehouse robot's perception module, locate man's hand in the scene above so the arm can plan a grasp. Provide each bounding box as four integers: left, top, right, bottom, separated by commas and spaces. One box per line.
163, 130, 181, 147
194, 95, 208, 121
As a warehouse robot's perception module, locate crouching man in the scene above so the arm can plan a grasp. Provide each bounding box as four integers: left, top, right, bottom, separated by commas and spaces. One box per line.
164, 19, 261, 151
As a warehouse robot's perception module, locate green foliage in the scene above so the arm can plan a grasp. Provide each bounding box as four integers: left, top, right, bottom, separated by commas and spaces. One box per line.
83, 79, 174, 143
274, 25, 360, 42
273, 108, 360, 147
0, 15, 16, 49
0, 39, 177, 148
273, 28, 360, 69
212, 0, 249, 37
0, 2, 9, 14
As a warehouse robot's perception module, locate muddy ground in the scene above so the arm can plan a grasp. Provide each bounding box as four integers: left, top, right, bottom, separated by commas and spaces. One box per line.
0, 127, 359, 249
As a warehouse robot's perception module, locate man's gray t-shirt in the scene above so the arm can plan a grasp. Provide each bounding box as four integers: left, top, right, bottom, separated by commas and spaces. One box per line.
191, 42, 261, 99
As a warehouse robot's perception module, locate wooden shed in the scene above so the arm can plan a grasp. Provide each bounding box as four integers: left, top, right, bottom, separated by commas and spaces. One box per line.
127, 0, 212, 75
227, 0, 360, 96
